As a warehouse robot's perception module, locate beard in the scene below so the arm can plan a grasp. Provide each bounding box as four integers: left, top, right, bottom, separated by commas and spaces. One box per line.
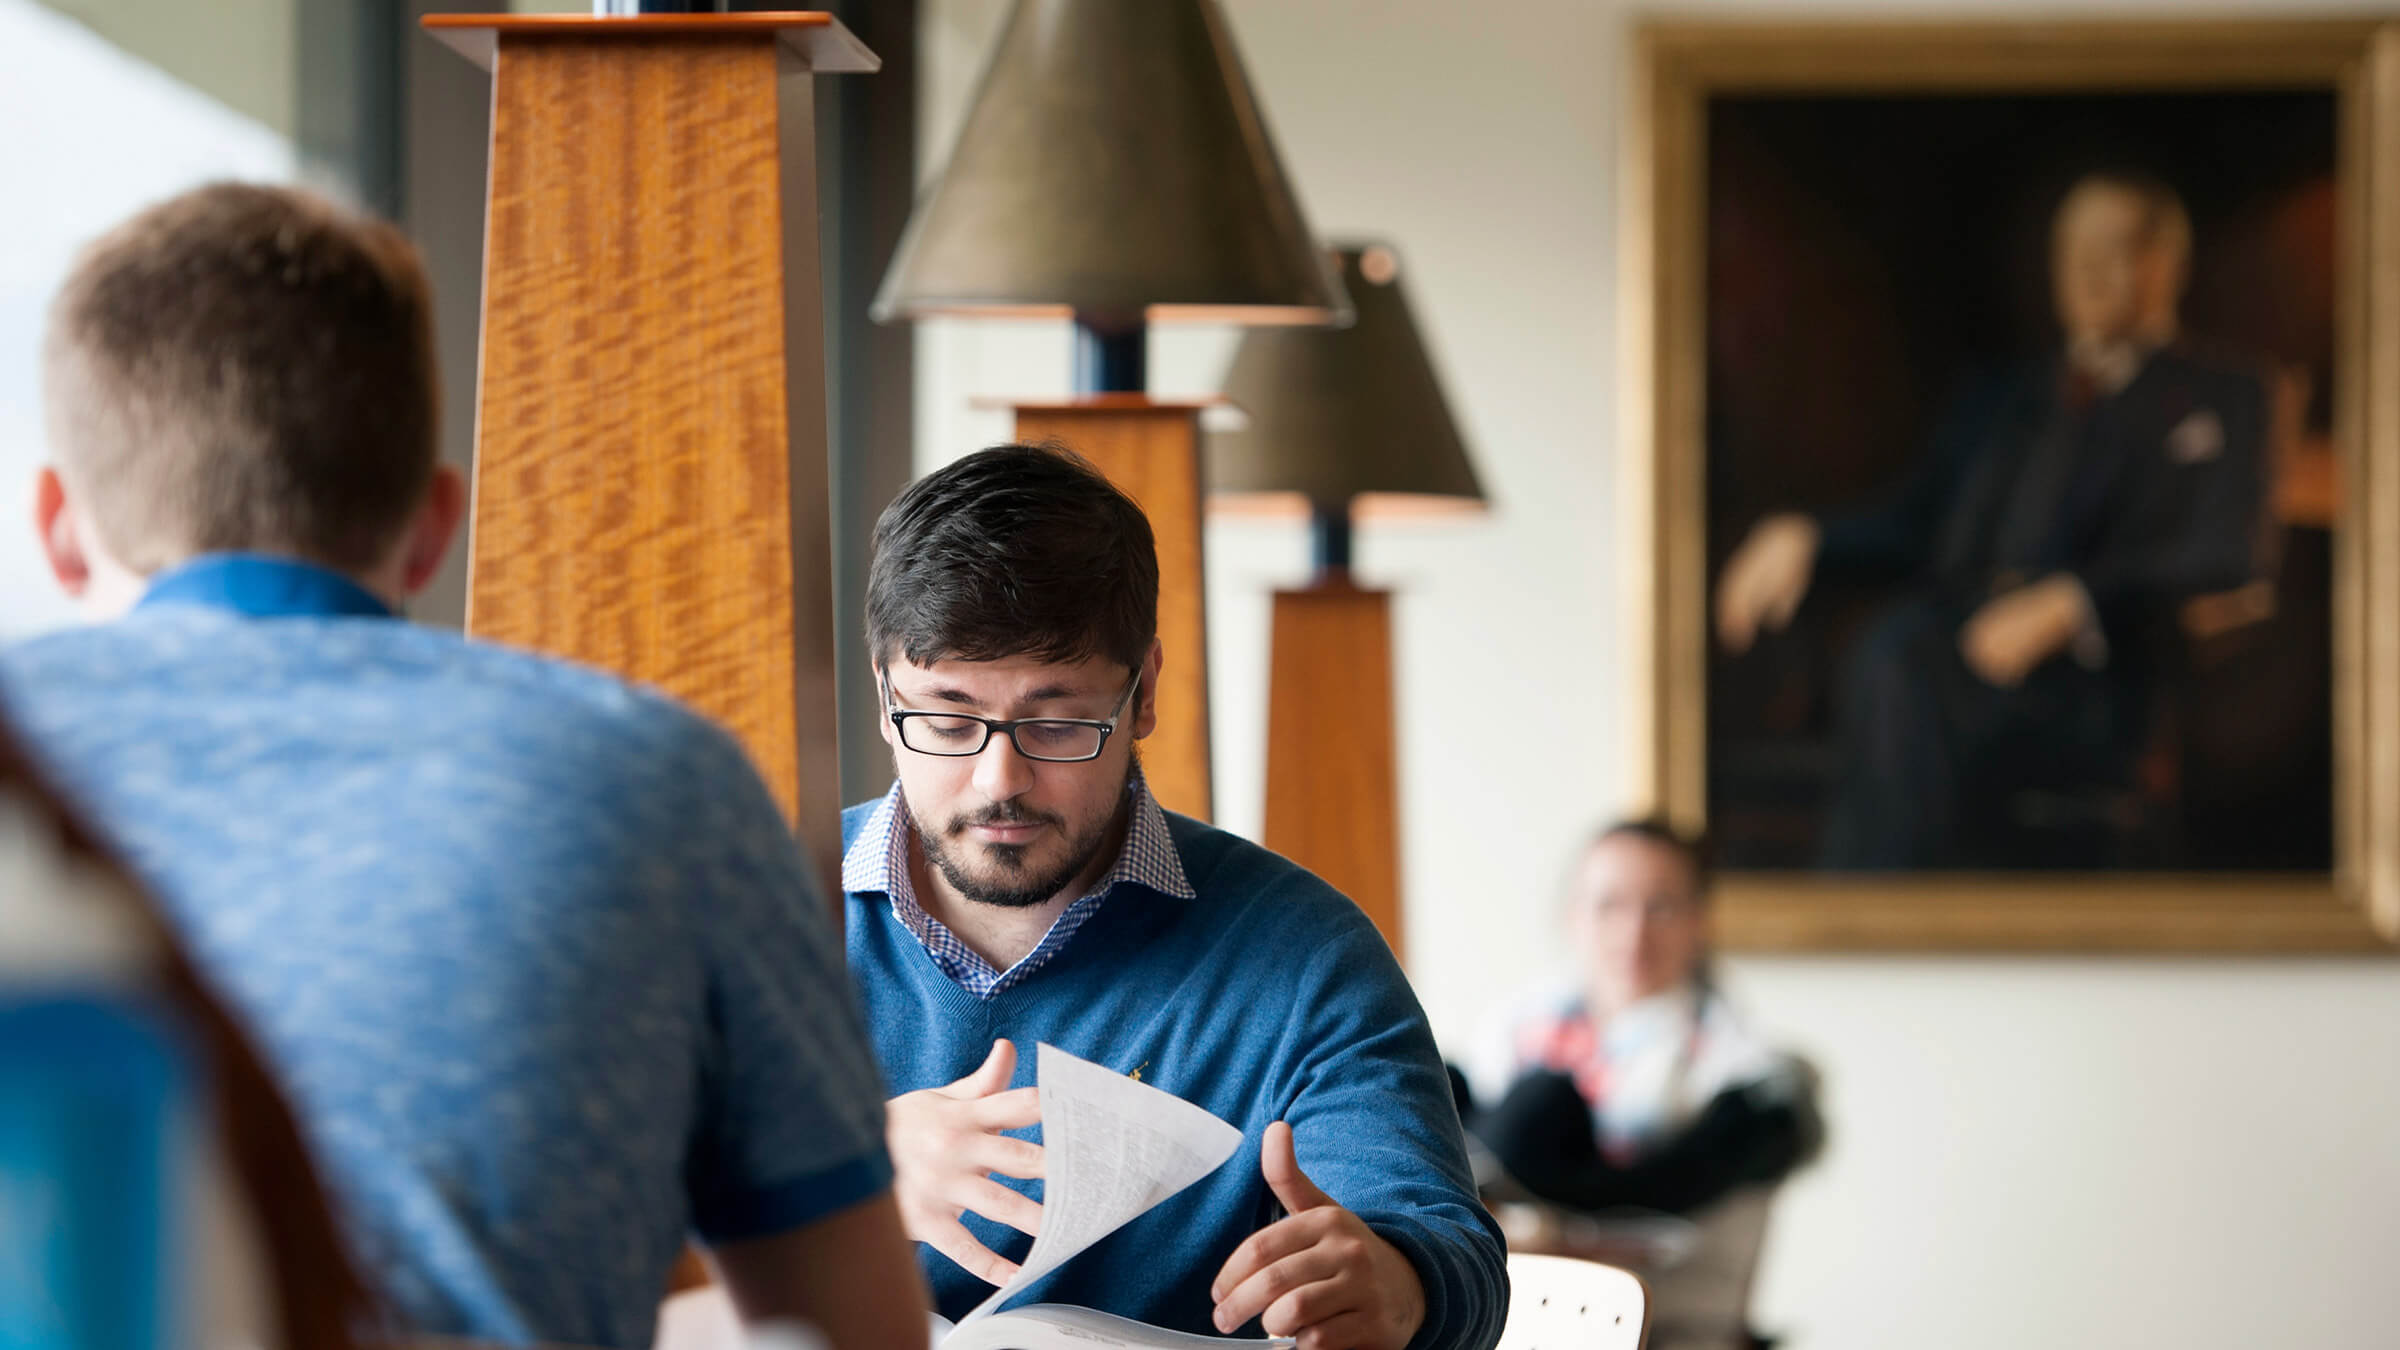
911, 758, 1134, 910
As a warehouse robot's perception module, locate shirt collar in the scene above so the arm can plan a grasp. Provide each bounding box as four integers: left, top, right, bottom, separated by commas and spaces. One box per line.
841, 771, 1195, 905
136, 554, 396, 620
842, 773, 1193, 996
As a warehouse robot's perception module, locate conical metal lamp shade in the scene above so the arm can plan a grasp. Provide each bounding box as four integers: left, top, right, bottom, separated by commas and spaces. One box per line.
1212, 242, 1483, 509
872, 0, 1348, 328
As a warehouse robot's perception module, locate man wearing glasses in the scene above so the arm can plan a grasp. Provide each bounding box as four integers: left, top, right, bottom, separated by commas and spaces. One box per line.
843, 444, 1506, 1350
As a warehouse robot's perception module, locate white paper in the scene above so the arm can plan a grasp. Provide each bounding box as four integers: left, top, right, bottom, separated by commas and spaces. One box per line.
956, 1043, 1243, 1326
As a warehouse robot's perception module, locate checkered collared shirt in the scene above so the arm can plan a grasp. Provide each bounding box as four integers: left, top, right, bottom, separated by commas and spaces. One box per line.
840, 774, 1195, 999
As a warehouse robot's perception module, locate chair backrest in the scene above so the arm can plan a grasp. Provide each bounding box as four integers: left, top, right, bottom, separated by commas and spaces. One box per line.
1647, 1185, 1776, 1349
653, 1284, 744, 1350
1499, 1253, 1649, 1350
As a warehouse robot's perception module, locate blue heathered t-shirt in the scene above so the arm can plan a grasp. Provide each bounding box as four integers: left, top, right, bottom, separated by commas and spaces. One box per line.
843, 801, 1510, 1350
1, 556, 892, 1350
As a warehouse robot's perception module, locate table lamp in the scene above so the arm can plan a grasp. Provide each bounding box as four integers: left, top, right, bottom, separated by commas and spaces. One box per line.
1211, 241, 1486, 959
872, 0, 1349, 821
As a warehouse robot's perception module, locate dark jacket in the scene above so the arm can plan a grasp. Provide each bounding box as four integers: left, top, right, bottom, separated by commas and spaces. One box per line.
1460, 1068, 1820, 1218
1816, 347, 2272, 653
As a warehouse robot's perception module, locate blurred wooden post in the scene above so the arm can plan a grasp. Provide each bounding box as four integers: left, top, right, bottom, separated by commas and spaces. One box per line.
1009, 396, 1216, 822
1263, 575, 1402, 959
422, 13, 876, 906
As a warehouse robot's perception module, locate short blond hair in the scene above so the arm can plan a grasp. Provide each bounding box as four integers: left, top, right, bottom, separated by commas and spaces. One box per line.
42, 182, 438, 573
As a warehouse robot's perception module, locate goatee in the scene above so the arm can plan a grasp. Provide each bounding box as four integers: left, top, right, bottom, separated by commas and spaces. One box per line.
913, 768, 1132, 910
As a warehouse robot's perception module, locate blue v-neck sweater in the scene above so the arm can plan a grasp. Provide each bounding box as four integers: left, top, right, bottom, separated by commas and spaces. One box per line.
843, 804, 1507, 1350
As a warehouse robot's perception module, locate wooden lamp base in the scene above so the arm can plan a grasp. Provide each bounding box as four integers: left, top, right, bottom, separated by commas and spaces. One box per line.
1262, 573, 1402, 960
424, 12, 876, 903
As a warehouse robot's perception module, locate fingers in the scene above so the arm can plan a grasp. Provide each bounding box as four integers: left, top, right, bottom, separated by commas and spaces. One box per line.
963, 1085, 1044, 1134
1957, 613, 2021, 687
888, 1086, 1027, 1173
1764, 571, 1807, 631
947, 1038, 1016, 1097
1215, 1125, 1335, 1310
1715, 562, 1800, 653
919, 1215, 1021, 1289
1727, 514, 1818, 649
1715, 549, 1763, 652
1958, 628, 1996, 683
958, 1126, 1044, 1181
1960, 638, 2020, 687
957, 1175, 1044, 1238
1261, 1121, 1334, 1215
886, 1048, 1047, 1278
1212, 1204, 1424, 1350
1213, 1239, 1346, 1334
1212, 1213, 1323, 1304
1293, 1309, 1377, 1350
1715, 578, 1757, 653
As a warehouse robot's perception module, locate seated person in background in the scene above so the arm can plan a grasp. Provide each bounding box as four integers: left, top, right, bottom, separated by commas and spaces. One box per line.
2, 708, 377, 1350
1459, 820, 1818, 1350
3, 183, 926, 1350
846, 445, 1506, 1350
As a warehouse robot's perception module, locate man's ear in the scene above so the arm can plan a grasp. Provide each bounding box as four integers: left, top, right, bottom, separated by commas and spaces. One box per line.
34, 467, 92, 597
872, 666, 898, 749
1131, 640, 1165, 740
399, 465, 467, 596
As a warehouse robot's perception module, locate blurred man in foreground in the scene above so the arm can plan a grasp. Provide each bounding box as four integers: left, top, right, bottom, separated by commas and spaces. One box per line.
4, 182, 924, 1349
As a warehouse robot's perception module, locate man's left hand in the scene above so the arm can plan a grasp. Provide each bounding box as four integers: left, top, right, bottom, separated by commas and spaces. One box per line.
1210, 1121, 1425, 1350
1959, 573, 2094, 688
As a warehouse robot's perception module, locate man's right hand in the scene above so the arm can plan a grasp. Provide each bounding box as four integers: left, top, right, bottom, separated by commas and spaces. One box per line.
886, 1038, 1045, 1287
1715, 513, 1821, 653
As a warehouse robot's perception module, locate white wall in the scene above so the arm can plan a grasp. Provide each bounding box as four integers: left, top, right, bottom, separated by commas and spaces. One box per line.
32, 0, 296, 136
915, 2, 2400, 1346
0, 0, 294, 639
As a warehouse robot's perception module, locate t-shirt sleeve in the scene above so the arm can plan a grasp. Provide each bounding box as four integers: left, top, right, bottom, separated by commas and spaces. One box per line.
673, 723, 893, 1244
1279, 916, 1510, 1350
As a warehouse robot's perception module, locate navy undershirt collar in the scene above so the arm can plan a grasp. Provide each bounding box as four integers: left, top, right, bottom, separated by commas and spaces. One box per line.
136, 553, 397, 620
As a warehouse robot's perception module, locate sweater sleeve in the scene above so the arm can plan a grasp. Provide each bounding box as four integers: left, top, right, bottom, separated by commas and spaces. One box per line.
1276, 921, 1509, 1350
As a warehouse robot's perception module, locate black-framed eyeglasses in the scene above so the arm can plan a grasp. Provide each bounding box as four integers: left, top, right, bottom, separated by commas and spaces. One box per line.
884, 670, 1140, 763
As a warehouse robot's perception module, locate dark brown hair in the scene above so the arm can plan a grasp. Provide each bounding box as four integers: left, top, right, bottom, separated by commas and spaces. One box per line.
0, 713, 382, 1350
42, 181, 437, 574
866, 443, 1160, 673
1591, 815, 1712, 900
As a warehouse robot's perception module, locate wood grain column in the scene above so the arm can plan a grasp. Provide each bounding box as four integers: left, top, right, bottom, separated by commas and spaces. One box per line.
1010, 396, 1215, 822
1263, 575, 1401, 959
423, 14, 874, 903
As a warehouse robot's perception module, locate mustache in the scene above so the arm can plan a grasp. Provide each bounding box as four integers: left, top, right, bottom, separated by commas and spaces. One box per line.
947, 802, 1062, 834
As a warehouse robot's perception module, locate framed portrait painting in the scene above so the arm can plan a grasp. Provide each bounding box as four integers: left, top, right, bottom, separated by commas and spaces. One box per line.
1622, 19, 2400, 949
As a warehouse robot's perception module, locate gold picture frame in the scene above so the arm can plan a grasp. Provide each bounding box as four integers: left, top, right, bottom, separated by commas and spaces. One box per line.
1621, 18, 2400, 951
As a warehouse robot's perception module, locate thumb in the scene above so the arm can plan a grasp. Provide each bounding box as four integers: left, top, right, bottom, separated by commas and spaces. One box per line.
1261, 1121, 1334, 1214
950, 1038, 1016, 1098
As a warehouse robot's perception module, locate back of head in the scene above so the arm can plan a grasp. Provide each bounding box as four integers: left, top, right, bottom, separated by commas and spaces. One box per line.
42, 182, 437, 575
866, 443, 1160, 671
